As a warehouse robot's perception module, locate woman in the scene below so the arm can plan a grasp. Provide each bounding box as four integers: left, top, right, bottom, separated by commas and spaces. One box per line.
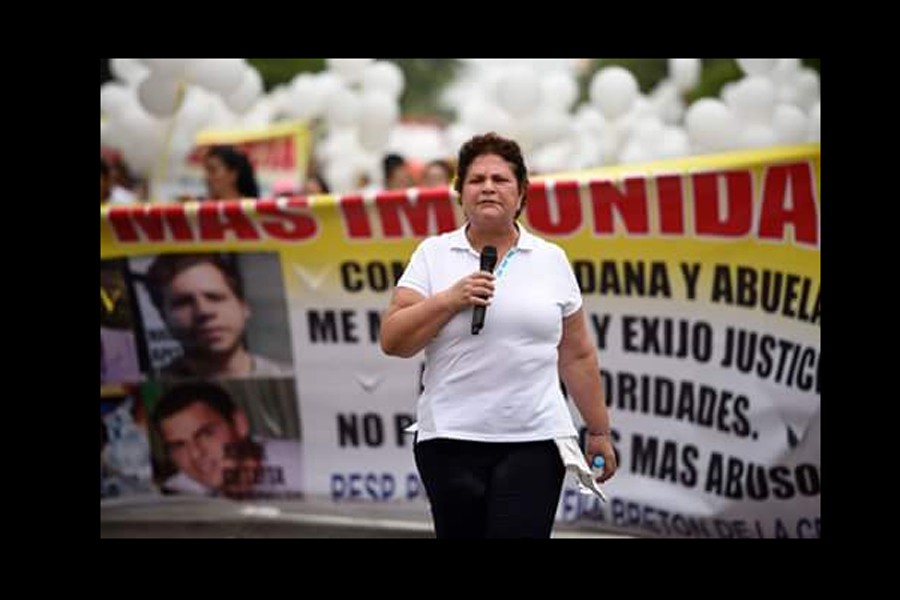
420, 159, 454, 189
380, 132, 616, 538
203, 145, 260, 200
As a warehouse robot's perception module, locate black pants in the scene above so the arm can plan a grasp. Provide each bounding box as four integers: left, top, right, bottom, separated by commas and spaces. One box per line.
414, 438, 565, 538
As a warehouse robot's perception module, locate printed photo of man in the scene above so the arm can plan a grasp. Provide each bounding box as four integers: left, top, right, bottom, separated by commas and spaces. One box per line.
141, 253, 293, 379
149, 380, 303, 500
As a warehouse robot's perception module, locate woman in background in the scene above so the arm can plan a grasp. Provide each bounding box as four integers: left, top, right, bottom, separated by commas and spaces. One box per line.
203, 145, 260, 200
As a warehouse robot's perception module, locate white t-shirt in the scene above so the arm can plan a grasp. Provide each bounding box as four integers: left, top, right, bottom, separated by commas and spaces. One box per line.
397, 223, 583, 443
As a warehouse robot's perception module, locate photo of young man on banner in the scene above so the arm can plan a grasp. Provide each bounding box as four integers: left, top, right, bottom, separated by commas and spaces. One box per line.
130, 252, 294, 380
142, 378, 304, 500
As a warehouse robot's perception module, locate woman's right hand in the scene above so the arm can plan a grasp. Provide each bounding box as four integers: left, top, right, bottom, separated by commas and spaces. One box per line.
440, 270, 496, 312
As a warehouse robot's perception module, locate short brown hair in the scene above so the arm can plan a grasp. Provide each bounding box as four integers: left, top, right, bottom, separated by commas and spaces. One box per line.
453, 132, 529, 218
145, 253, 243, 314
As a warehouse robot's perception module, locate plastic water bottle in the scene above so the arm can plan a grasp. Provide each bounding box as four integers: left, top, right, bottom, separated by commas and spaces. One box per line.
592, 455, 605, 478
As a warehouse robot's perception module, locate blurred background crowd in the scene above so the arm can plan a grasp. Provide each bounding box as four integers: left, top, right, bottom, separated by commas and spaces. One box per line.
100, 58, 820, 204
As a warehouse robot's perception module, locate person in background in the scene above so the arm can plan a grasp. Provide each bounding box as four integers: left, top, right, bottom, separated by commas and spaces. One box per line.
421, 159, 454, 189
301, 173, 331, 196
101, 157, 138, 205
203, 145, 260, 200
151, 381, 303, 499
110, 159, 136, 193
145, 253, 292, 379
380, 132, 616, 538
383, 152, 415, 190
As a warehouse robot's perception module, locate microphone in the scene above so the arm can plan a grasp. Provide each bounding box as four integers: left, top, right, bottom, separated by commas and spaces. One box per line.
471, 245, 498, 335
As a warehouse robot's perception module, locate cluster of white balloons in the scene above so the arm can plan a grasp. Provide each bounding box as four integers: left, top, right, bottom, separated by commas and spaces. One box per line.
100, 59, 265, 180
686, 58, 820, 153
439, 58, 820, 175
100, 58, 405, 196
101, 59, 820, 197
277, 59, 405, 194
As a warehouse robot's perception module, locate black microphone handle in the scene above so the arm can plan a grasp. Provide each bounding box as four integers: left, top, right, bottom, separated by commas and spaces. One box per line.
471, 245, 498, 335
472, 305, 487, 335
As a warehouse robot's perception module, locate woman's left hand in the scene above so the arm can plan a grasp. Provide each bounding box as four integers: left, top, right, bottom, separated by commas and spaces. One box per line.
586, 433, 617, 483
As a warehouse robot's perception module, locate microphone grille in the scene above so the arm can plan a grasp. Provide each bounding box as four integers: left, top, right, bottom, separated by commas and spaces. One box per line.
481, 245, 498, 271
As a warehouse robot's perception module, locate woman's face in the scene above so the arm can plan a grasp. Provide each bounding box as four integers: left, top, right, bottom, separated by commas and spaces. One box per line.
204, 155, 237, 200
460, 153, 521, 227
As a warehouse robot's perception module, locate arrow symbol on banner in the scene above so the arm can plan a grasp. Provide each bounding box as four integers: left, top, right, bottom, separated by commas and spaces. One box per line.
355, 373, 384, 393
292, 264, 331, 290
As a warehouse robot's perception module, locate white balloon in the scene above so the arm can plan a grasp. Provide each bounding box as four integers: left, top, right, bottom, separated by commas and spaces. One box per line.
110, 58, 149, 86
283, 73, 323, 121
504, 119, 536, 154
359, 120, 393, 153
495, 65, 542, 117
656, 127, 691, 159
361, 91, 398, 133
315, 71, 346, 101
101, 82, 135, 118
570, 131, 604, 168
530, 108, 570, 146
770, 58, 802, 85
793, 68, 820, 111
186, 59, 245, 95
137, 73, 182, 118
589, 66, 639, 120
101, 118, 124, 149
720, 81, 739, 107
669, 58, 700, 92
573, 104, 607, 137
386, 123, 450, 163
619, 140, 653, 165
460, 98, 513, 135
207, 94, 240, 128
777, 67, 820, 111
316, 127, 362, 167
737, 123, 778, 149
736, 59, 778, 77
326, 59, 374, 84
540, 71, 579, 112
324, 86, 361, 128
117, 107, 166, 177
445, 123, 478, 157
808, 101, 821, 142
239, 99, 275, 128
530, 139, 574, 174
225, 68, 263, 114
361, 61, 405, 100
143, 59, 192, 79
649, 80, 685, 125
632, 95, 656, 119
631, 115, 666, 148
772, 103, 809, 144
265, 85, 291, 120
167, 128, 196, 165
600, 119, 632, 164
726, 76, 777, 125
323, 161, 357, 194
684, 98, 739, 152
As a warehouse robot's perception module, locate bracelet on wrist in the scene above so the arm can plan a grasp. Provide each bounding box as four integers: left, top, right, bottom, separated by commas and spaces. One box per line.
588, 430, 610, 437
